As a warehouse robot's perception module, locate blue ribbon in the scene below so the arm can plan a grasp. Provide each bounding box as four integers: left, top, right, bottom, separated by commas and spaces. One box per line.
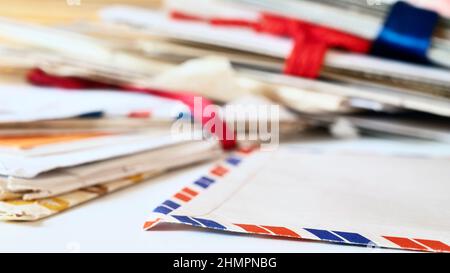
371, 1, 439, 64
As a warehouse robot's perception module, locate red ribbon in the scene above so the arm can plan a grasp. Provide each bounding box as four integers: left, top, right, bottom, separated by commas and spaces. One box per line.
171, 11, 372, 78
27, 69, 237, 150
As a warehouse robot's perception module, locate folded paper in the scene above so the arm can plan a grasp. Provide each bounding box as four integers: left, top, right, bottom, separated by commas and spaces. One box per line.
1, 140, 221, 200
0, 140, 221, 220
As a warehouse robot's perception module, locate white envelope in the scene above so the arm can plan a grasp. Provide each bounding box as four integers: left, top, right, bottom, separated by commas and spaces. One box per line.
4, 140, 221, 200
145, 143, 450, 252
0, 130, 192, 178
0, 85, 187, 123
100, 6, 450, 86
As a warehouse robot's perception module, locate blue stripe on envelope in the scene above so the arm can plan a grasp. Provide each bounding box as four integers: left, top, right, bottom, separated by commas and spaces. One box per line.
77, 111, 104, 118
226, 156, 242, 166
194, 176, 215, 189
332, 231, 373, 245
304, 228, 345, 242
172, 215, 202, 227
163, 200, 180, 210
192, 218, 227, 230
153, 206, 172, 215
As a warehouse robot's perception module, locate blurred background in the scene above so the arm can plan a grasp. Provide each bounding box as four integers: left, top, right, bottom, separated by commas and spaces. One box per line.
0, 0, 158, 84
0, 1, 160, 24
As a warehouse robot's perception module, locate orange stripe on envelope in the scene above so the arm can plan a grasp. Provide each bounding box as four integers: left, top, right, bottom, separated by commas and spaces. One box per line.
210, 166, 229, 177
182, 187, 198, 197
234, 224, 272, 235
262, 226, 302, 238
174, 192, 192, 202
414, 239, 450, 252
383, 236, 428, 251
143, 218, 162, 230
0, 133, 108, 149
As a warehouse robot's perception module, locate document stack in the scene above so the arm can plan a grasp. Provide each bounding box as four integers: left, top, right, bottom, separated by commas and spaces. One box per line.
0, 0, 449, 253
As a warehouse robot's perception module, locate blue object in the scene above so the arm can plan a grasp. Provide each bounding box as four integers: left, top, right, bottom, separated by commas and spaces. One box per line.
193, 176, 215, 189
153, 206, 173, 215
77, 111, 104, 118
192, 218, 227, 230
172, 215, 202, 226
226, 156, 242, 166
162, 200, 181, 210
332, 231, 374, 245
175, 112, 193, 121
304, 228, 345, 242
371, 1, 439, 64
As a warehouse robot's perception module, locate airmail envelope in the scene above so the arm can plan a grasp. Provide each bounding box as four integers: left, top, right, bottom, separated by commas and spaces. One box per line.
145, 146, 450, 252
0, 130, 185, 178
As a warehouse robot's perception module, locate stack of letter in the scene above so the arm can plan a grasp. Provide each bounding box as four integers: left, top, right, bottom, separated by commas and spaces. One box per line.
0, 0, 449, 252
0, 85, 221, 220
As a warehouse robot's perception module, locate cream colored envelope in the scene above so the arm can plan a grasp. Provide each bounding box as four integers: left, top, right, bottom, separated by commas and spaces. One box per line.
0, 129, 193, 178
145, 144, 450, 252
0, 172, 158, 221
3, 140, 221, 200
0, 141, 221, 221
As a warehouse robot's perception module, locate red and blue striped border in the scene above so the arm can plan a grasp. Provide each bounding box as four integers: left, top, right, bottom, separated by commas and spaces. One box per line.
146, 146, 252, 218
144, 146, 450, 253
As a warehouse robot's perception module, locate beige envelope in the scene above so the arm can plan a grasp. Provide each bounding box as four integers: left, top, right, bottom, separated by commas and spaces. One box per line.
0, 140, 221, 221
145, 144, 450, 252
3, 140, 221, 200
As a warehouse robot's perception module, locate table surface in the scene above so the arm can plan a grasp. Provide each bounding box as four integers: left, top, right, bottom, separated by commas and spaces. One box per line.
3, 135, 445, 253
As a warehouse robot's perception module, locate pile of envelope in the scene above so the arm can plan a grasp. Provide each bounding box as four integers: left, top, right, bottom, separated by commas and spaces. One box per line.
0, 0, 448, 141
0, 0, 449, 252
0, 85, 222, 220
